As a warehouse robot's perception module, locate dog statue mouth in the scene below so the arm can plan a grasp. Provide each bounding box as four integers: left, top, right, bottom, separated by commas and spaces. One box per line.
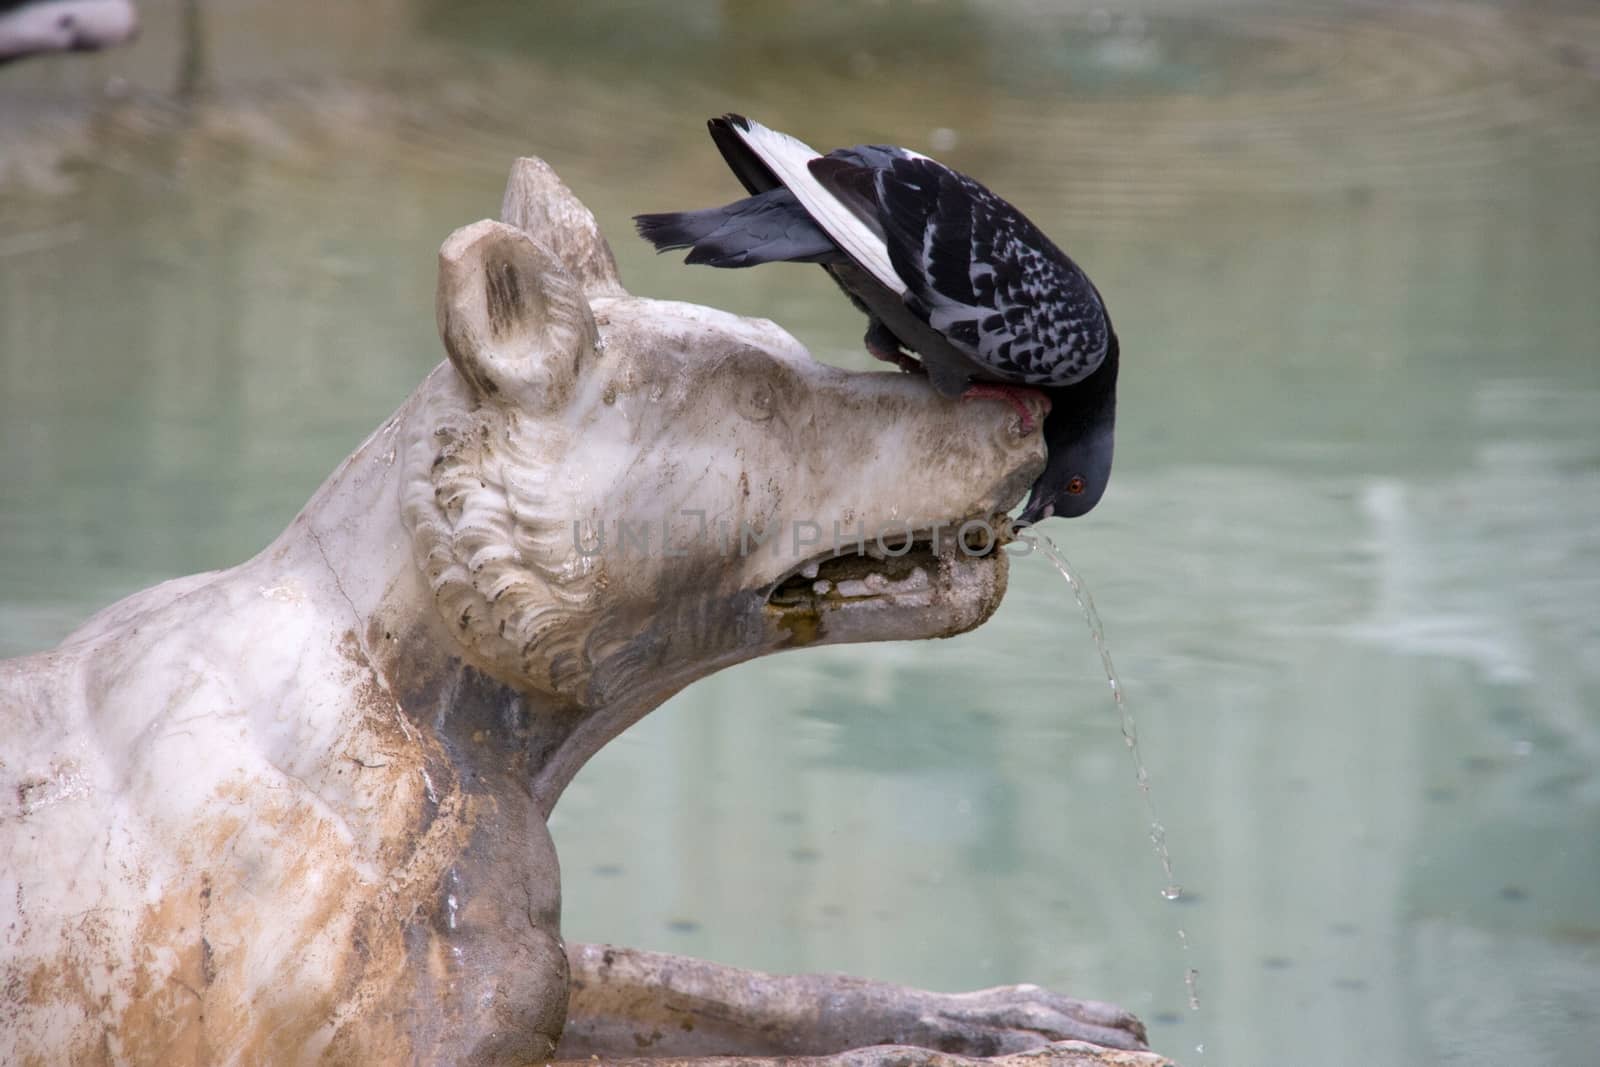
763, 513, 1016, 648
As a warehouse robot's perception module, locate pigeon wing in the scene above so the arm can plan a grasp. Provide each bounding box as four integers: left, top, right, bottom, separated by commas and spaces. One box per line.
709, 115, 782, 196
721, 115, 908, 297
807, 157, 887, 241
875, 157, 1111, 386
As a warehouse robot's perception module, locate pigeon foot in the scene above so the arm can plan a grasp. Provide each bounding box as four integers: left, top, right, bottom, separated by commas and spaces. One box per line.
864, 323, 924, 374
960, 383, 1050, 434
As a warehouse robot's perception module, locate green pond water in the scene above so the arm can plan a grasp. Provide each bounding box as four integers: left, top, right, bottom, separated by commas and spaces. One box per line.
3, 1, 1598, 1062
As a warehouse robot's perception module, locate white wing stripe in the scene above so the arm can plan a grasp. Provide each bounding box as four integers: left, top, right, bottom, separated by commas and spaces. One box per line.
732, 119, 907, 297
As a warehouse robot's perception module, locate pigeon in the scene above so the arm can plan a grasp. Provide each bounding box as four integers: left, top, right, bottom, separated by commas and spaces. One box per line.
0, 0, 138, 63
635, 114, 1118, 523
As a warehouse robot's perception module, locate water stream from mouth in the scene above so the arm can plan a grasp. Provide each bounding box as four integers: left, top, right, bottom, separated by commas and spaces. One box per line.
1020, 529, 1202, 1021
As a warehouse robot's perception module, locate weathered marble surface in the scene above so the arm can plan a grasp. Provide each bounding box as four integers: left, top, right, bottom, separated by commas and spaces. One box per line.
1, 158, 1164, 1065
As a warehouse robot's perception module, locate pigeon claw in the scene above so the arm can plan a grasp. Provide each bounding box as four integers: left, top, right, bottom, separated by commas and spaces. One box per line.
864, 323, 924, 374
960, 383, 1050, 435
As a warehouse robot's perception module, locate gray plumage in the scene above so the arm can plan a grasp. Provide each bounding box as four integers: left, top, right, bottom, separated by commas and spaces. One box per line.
633, 188, 839, 268
870, 157, 1111, 388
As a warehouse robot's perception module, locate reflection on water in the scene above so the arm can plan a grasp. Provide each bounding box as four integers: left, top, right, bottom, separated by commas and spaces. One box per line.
2, 1, 1597, 1062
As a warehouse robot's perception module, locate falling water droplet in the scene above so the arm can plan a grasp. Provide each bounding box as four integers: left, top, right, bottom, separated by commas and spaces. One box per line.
1022, 529, 1203, 1017
1023, 531, 1181, 890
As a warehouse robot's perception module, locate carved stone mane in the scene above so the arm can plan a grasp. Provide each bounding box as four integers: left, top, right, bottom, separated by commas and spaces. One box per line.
402, 363, 601, 700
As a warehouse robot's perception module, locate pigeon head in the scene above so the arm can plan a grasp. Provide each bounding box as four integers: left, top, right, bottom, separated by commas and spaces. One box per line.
1018, 337, 1119, 524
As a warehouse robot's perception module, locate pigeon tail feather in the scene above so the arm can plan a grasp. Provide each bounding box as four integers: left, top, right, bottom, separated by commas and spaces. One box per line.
634, 210, 718, 253
722, 116, 908, 297
634, 189, 845, 269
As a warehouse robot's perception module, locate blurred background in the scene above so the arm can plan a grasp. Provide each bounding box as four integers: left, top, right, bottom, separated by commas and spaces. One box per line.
2, 1, 1598, 1063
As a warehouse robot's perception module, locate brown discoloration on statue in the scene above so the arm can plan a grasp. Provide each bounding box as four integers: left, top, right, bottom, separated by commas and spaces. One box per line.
0, 158, 1153, 1065
487, 259, 527, 337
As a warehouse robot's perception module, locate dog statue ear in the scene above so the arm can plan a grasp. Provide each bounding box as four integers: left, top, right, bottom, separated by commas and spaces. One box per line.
435, 219, 595, 410
500, 157, 625, 298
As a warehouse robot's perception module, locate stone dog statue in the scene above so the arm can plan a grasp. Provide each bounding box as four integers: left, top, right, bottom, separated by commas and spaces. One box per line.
0, 159, 1164, 1065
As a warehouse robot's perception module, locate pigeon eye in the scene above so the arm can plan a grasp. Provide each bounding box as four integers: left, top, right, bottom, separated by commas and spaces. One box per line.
1066, 476, 1087, 495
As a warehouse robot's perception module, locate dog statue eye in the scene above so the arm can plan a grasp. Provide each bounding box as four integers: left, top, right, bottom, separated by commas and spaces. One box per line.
1066, 475, 1087, 495
739, 382, 775, 422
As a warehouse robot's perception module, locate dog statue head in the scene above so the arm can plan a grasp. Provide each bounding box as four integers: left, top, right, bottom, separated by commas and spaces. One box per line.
403, 159, 1047, 710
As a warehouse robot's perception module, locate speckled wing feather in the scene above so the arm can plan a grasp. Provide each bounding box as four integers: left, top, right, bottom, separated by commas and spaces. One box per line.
873, 157, 1111, 386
